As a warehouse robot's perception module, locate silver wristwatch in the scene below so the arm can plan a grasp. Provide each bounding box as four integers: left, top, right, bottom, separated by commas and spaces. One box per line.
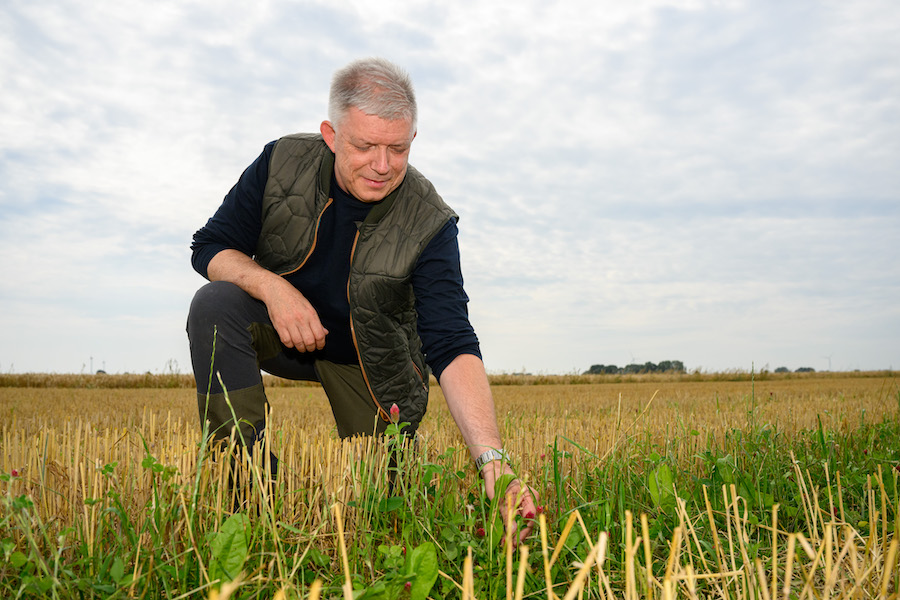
474, 448, 508, 471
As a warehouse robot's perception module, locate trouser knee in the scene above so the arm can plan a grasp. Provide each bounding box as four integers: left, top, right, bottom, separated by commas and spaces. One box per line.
187, 281, 271, 396
187, 281, 257, 343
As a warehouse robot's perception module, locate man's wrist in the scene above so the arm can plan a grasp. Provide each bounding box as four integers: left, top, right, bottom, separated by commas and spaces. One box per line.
474, 448, 509, 472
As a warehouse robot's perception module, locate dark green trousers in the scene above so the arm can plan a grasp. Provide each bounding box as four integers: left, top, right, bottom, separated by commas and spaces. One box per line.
189, 281, 390, 447
196, 360, 387, 445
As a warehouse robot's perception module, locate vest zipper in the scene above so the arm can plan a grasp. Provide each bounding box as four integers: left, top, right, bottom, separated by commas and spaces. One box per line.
278, 198, 333, 277
411, 362, 427, 391
348, 229, 391, 423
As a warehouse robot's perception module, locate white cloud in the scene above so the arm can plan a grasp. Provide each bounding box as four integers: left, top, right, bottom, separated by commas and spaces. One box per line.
1, 0, 898, 374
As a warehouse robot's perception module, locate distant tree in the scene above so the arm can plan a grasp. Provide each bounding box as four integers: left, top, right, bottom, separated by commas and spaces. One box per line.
795, 367, 816, 373
585, 364, 620, 375
775, 367, 790, 373
585, 360, 685, 375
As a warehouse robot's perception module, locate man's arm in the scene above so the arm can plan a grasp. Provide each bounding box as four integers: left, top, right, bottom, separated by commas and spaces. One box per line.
438, 353, 539, 544
191, 143, 274, 280
207, 249, 328, 352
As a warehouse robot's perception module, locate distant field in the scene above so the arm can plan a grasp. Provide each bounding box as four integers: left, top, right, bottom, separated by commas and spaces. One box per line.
1, 372, 898, 598
0, 367, 893, 388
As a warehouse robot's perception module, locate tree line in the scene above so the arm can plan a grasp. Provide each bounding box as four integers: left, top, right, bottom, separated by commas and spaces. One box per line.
584, 360, 686, 375
583, 362, 819, 376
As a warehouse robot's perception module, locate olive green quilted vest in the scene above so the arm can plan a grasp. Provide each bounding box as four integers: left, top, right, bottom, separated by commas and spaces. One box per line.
255, 133, 457, 428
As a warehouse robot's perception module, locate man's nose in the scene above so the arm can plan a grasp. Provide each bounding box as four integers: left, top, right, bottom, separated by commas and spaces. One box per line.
371, 147, 389, 174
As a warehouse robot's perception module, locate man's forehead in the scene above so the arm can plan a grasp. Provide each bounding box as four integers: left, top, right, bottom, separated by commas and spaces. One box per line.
340, 108, 415, 144
346, 130, 414, 145
345, 130, 414, 148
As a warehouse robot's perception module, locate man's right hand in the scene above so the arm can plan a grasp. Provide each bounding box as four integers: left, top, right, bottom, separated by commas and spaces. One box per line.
262, 276, 328, 352
207, 249, 328, 353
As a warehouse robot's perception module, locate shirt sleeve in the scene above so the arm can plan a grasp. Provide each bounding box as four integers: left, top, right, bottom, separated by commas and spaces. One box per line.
190, 142, 275, 279
412, 219, 482, 380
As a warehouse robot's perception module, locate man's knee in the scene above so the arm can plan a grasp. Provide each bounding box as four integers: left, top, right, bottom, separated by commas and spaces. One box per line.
187, 281, 264, 346
189, 281, 246, 325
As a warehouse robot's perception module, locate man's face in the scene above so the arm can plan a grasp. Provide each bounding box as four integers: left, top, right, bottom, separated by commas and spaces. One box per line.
321, 107, 416, 203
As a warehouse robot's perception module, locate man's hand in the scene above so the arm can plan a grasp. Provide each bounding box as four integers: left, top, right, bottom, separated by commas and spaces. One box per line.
261, 276, 328, 352
481, 460, 540, 545
438, 354, 541, 544
207, 249, 328, 352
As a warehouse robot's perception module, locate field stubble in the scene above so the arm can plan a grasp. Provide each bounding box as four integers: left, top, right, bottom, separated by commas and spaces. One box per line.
1, 373, 899, 598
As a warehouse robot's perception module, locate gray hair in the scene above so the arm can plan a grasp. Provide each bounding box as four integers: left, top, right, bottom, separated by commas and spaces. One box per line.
328, 57, 417, 131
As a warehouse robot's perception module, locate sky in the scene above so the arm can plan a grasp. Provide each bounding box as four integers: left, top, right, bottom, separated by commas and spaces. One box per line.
1, 0, 898, 376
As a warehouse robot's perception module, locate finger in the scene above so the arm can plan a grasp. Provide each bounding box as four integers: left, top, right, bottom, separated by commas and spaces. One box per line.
515, 491, 539, 543
285, 317, 320, 352
304, 327, 329, 352
518, 513, 537, 542
299, 329, 317, 352
282, 324, 312, 352
311, 324, 328, 350
297, 314, 327, 351
301, 332, 320, 353
277, 326, 295, 349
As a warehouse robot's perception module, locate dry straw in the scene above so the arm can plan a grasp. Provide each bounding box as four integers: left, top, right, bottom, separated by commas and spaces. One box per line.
1, 374, 898, 597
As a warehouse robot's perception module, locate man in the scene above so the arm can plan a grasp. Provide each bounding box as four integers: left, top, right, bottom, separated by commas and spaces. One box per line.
187, 57, 537, 542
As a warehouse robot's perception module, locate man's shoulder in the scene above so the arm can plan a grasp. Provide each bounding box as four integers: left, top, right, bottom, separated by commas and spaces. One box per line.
401, 165, 455, 213
278, 132, 324, 143
265, 134, 332, 189
399, 165, 438, 202
273, 133, 327, 153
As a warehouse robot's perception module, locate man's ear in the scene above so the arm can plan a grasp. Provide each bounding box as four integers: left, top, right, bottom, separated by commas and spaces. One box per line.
320, 120, 337, 151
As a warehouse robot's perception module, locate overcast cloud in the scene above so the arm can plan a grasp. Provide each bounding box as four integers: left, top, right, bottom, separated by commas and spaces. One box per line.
1, 0, 897, 375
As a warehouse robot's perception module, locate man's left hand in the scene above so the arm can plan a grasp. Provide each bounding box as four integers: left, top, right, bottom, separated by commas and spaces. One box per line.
481, 462, 540, 545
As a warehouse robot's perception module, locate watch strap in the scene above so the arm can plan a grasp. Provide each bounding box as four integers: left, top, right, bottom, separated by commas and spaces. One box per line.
474, 448, 508, 471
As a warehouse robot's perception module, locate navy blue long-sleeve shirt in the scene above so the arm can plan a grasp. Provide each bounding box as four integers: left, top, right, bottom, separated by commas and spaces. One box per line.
191, 141, 480, 380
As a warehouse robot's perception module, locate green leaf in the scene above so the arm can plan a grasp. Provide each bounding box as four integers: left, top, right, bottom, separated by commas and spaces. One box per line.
377, 496, 403, 513
356, 580, 387, 600
715, 456, 736, 484
209, 513, 251, 583
405, 542, 438, 600
301, 545, 330, 569
1, 538, 14, 559
563, 526, 584, 551
486, 473, 518, 543
10, 551, 28, 569
440, 526, 457, 542
648, 463, 676, 508
12, 495, 34, 510
110, 557, 125, 584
